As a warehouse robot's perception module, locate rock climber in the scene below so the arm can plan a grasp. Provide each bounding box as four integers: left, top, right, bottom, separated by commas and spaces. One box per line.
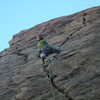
36, 34, 60, 64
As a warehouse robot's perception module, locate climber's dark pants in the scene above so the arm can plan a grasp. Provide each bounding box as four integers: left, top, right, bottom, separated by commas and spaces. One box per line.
39, 45, 60, 63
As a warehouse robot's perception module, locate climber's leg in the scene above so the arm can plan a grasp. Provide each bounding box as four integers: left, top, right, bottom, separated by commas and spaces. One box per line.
40, 53, 46, 64
50, 46, 61, 54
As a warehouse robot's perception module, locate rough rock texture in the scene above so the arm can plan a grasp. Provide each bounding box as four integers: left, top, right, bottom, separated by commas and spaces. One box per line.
0, 6, 100, 100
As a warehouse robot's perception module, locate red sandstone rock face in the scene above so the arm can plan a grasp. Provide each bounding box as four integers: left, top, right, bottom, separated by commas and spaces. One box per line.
0, 6, 100, 100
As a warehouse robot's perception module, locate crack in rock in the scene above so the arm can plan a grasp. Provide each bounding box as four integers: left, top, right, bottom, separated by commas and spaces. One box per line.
83, 13, 87, 26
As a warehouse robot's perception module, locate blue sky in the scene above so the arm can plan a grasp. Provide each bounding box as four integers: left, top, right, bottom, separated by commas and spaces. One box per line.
0, 0, 100, 52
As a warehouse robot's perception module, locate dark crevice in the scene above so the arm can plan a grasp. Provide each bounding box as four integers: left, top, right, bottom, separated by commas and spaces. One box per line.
83, 13, 87, 26
16, 52, 28, 63
57, 13, 88, 48
59, 27, 82, 47
11, 47, 28, 63
61, 66, 85, 80
42, 52, 77, 99
62, 52, 77, 59
49, 75, 73, 100
45, 68, 73, 100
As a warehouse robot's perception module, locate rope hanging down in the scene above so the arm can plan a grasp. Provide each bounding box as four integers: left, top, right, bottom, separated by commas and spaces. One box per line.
43, 56, 57, 100
48, 72, 56, 100
43, 26, 83, 99
48, 57, 57, 100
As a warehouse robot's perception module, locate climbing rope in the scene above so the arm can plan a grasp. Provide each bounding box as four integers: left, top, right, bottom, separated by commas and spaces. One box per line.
43, 27, 83, 99
48, 71, 56, 100
42, 26, 83, 100
47, 56, 57, 100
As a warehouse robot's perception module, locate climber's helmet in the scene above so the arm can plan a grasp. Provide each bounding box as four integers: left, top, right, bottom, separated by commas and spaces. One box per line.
36, 34, 43, 40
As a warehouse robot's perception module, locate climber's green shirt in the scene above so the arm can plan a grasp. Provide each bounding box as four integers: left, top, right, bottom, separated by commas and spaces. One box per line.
37, 39, 48, 51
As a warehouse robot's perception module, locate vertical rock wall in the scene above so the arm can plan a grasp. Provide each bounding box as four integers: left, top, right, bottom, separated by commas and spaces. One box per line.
0, 6, 100, 100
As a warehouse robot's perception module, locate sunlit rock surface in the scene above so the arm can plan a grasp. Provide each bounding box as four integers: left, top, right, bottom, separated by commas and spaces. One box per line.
0, 6, 100, 100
